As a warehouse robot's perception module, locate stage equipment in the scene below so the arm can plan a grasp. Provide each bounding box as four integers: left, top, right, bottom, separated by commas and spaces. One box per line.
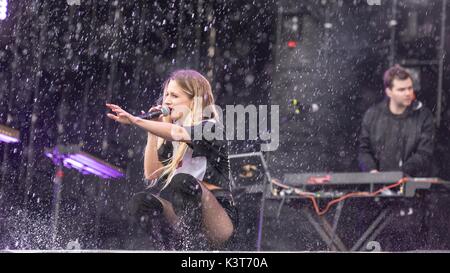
0, 124, 19, 143
44, 145, 124, 248
45, 145, 124, 179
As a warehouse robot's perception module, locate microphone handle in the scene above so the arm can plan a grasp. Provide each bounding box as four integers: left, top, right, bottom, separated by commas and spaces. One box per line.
138, 110, 162, 120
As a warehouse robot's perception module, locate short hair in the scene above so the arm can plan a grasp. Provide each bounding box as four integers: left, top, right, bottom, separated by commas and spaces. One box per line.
383, 65, 412, 89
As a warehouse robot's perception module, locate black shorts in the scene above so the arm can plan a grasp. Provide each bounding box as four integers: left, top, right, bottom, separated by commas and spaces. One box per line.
145, 175, 239, 230
211, 189, 239, 231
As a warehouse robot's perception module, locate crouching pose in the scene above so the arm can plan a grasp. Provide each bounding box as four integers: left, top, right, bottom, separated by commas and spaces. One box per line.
106, 69, 237, 250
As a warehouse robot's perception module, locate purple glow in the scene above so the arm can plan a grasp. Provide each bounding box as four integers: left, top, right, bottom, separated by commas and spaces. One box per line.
45, 146, 124, 179
84, 166, 109, 178
69, 154, 123, 178
62, 158, 112, 178
62, 160, 82, 172
0, 124, 19, 143
0, 134, 19, 143
63, 158, 84, 169
0, 0, 6, 20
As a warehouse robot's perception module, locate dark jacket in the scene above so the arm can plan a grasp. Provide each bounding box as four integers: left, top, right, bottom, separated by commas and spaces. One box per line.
358, 99, 434, 177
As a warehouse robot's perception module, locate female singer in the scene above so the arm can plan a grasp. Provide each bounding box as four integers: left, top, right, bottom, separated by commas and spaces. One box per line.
106, 69, 237, 249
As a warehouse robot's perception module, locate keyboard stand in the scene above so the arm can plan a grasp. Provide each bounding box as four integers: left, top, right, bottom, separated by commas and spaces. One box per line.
297, 201, 394, 252
241, 174, 449, 251
350, 207, 393, 251
301, 201, 348, 251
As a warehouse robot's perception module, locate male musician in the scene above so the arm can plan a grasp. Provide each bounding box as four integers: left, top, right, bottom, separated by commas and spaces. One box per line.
358, 65, 434, 177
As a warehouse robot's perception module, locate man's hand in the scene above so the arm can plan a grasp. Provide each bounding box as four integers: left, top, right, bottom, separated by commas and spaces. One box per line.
106, 103, 138, 125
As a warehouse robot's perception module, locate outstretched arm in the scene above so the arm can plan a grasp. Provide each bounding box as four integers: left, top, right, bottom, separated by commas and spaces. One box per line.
106, 103, 191, 142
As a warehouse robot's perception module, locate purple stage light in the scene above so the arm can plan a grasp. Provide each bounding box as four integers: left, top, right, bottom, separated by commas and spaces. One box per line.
45, 145, 124, 179
0, 124, 20, 143
0, 0, 7, 20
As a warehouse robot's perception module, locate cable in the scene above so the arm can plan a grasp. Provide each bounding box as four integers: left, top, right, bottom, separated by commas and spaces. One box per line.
271, 177, 440, 216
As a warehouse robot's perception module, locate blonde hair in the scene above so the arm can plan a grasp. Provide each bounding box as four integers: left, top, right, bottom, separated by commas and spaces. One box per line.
153, 69, 219, 189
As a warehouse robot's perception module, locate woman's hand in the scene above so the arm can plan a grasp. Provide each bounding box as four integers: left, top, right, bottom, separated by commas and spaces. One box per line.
142, 105, 164, 122
106, 103, 138, 125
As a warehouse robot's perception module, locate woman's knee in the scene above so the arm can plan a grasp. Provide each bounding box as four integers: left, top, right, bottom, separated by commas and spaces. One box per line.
169, 173, 202, 194
159, 173, 202, 201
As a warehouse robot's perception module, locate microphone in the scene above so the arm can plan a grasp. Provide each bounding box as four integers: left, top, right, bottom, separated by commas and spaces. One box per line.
137, 106, 171, 120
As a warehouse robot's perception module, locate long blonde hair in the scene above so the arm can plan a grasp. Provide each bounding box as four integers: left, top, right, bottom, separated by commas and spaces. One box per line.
154, 69, 219, 189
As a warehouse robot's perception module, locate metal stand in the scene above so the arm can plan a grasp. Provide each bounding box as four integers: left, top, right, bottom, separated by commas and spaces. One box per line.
51, 159, 64, 249
229, 152, 273, 251
300, 202, 348, 251
298, 200, 393, 252
350, 208, 392, 251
